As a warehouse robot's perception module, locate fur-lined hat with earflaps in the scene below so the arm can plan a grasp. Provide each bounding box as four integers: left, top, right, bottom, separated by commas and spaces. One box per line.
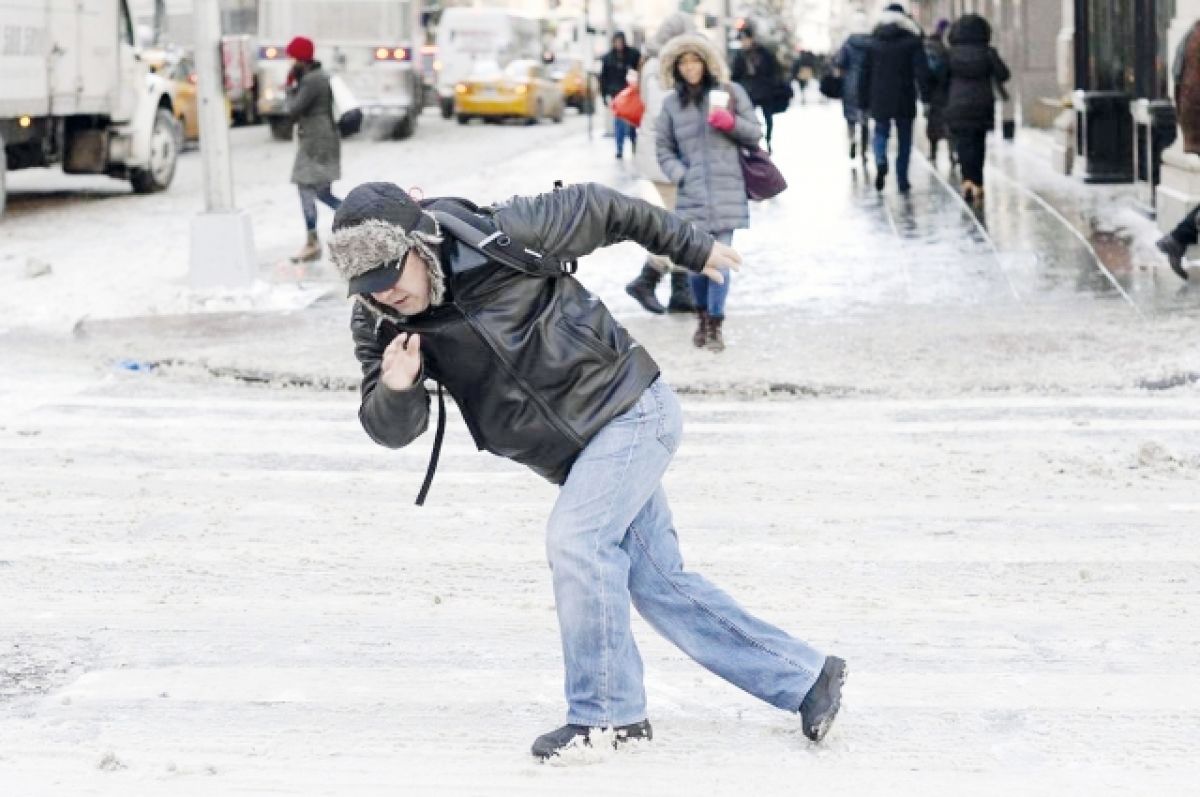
328, 182, 446, 312
659, 33, 730, 88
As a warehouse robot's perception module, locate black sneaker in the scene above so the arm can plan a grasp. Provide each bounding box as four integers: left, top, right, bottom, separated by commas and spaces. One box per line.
874, 164, 888, 191
1156, 234, 1190, 281
799, 656, 847, 742
531, 719, 652, 760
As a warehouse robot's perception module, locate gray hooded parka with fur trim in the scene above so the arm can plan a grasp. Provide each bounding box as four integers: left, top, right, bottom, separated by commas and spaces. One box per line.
656, 34, 761, 233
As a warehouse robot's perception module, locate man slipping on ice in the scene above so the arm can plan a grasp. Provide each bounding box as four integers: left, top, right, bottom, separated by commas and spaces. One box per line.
329, 181, 846, 760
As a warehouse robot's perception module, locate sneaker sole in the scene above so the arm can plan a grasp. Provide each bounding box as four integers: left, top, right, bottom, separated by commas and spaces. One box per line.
805, 657, 848, 743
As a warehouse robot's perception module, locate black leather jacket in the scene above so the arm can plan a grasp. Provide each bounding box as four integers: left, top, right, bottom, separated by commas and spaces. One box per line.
350, 183, 714, 486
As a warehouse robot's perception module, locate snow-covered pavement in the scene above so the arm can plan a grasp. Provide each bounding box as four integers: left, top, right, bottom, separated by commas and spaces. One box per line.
3, 372, 1199, 793
3, 101, 1200, 793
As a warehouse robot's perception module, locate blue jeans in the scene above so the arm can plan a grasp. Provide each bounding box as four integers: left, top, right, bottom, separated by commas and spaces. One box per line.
299, 183, 342, 231
547, 380, 825, 727
689, 230, 734, 318
615, 118, 637, 156
872, 116, 914, 190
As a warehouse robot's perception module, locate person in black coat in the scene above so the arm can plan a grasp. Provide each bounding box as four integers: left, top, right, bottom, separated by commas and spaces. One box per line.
731, 25, 787, 151
945, 14, 1010, 203
600, 32, 643, 158
924, 20, 952, 166
858, 4, 931, 193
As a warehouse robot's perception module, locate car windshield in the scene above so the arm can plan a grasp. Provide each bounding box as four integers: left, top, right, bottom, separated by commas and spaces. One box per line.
468, 60, 503, 80
503, 60, 535, 80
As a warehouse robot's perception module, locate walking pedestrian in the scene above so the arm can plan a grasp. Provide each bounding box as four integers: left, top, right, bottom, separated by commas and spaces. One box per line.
601, 32, 642, 159
945, 14, 1010, 204
626, 12, 699, 315
329, 180, 846, 761
1155, 20, 1200, 281
1156, 208, 1196, 280
658, 33, 762, 352
858, 3, 931, 193
791, 47, 819, 104
284, 36, 343, 263
731, 25, 788, 152
924, 19, 952, 167
834, 11, 872, 163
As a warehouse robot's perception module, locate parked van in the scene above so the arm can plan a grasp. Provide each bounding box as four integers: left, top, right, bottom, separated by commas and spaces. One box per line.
435, 8, 542, 119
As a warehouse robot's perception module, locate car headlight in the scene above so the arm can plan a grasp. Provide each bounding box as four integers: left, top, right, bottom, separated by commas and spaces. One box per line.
455, 83, 468, 94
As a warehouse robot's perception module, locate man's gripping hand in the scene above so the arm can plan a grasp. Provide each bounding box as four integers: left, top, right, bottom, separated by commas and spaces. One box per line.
702, 240, 744, 284
381, 332, 423, 391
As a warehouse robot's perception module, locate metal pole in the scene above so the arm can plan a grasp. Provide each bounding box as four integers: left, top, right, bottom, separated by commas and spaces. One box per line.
188, 0, 256, 289
194, 0, 235, 211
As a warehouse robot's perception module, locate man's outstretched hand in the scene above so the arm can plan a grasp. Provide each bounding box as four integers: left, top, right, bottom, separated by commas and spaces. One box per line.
702, 239, 743, 284
381, 332, 422, 391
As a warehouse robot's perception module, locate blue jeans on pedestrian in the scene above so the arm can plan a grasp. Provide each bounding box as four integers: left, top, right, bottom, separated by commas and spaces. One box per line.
615, 118, 637, 156
872, 116, 914, 190
299, 183, 342, 231
546, 379, 825, 727
689, 230, 734, 318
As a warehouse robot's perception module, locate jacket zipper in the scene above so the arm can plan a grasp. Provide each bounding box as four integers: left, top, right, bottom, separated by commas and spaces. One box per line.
456, 302, 585, 447
702, 95, 716, 231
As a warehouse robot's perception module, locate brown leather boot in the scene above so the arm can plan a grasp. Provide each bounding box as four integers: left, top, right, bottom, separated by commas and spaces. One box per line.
707, 316, 725, 352
291, 230, 321, 263
692, 311, 709, 348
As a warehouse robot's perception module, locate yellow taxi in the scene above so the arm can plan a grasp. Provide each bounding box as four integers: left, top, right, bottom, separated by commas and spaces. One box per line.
551, 57, 598, 114
454, 59, 566, 125
144, 49, 232, 142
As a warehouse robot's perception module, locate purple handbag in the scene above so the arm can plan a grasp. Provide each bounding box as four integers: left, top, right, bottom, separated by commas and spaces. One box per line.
739, 146, 788, 201
726, 85, 787, 200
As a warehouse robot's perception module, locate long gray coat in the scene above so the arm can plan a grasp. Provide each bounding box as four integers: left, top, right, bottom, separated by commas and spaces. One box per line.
656, 82, 760, 232
287, 64, 341, 187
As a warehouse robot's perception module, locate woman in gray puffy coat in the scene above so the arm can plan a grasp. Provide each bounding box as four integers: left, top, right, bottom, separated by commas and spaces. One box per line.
657, 33, 761, 352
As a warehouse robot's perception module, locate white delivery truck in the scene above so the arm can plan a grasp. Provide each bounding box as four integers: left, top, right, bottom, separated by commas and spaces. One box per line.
255, 0, 423, 141
434, 8, 542, 120
0, 0, 180, 218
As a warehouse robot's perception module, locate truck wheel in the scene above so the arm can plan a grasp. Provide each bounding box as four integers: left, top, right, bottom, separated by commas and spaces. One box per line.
456, 114, 470, 125
441, 97, 454, 119
130, 108, 179, 193
0, 130, 7, 219
392, 111, 415, 140
269, 117, 294, 141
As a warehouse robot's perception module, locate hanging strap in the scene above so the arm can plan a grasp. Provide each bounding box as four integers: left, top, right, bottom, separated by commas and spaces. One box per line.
415, 382, 446, 506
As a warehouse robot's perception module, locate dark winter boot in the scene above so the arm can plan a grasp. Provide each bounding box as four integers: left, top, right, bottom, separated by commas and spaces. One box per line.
706, 315, 725, 352
291, 230, 321, 263
692, 311, 709, 348
929, 138, 938, 165
874, 163, 888, 191
625, 264, 667, 314
531, 720, 653, 760
667, 271, 697, 313
1156, 234, 1190, 281
799, 655, 847, 743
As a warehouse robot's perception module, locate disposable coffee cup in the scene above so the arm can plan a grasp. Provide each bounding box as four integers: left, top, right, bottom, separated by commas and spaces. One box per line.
709, 89, 730, 108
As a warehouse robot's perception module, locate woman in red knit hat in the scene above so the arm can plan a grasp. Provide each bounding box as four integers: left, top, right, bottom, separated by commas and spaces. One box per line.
284, 36, 343, 263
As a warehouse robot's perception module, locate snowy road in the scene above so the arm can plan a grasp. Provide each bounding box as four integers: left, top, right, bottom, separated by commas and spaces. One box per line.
2, 372, 1199, 793
3, 101, 1200, 793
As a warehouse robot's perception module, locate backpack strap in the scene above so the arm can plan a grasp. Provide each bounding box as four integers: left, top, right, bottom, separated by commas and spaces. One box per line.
427, 201, 568, 279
